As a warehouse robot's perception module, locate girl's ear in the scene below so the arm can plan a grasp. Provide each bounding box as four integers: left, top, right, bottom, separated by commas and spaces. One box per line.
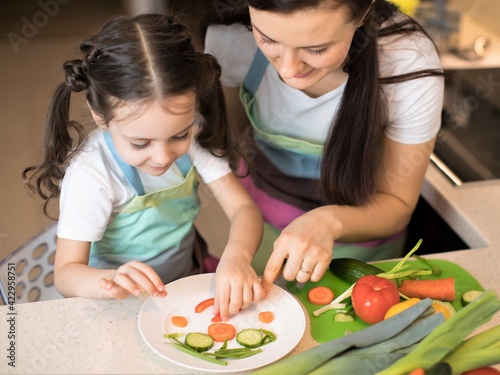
87, 103, 108, 131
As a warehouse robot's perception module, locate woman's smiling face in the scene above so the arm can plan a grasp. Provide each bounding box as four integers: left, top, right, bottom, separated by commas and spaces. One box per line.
249, 4, 358, 95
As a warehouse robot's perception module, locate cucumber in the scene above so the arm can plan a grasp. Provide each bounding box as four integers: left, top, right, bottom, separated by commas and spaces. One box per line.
236, 329, 263, 348
185, 332, 214, 352
461, 289, 483, 306
333, 312, 355, 322
432, 299, 457, 318
329, 258, 384, 284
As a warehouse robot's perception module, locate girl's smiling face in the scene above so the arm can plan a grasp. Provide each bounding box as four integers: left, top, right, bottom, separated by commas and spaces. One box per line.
99, 93, 196, 176
249, 4, 358, 96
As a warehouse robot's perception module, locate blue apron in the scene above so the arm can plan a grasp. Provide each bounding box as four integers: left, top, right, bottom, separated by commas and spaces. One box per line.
240, 50, 405, 269
89, 132, 201, 283
241, 49, 324, 180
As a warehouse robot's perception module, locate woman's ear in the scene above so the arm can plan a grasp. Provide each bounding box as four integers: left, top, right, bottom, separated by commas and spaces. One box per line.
87, 103, 108, 131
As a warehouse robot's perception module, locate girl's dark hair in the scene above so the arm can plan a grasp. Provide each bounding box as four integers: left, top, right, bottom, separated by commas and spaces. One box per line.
202, 0, 445, 206
23, 13, 238, 216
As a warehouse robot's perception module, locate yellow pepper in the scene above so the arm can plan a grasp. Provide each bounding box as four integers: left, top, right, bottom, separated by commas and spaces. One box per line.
384, 298, 422, 319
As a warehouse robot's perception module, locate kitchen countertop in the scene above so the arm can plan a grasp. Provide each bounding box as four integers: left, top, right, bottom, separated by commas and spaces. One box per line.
1, 229, 499, 375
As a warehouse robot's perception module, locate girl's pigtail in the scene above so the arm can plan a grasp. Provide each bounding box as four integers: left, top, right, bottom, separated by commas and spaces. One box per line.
195, 53, 243, 171
22, 60, 86, 216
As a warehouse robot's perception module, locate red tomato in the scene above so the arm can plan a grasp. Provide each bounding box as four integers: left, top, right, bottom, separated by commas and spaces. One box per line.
462, 367, 500, 375
351, 275, 400, 324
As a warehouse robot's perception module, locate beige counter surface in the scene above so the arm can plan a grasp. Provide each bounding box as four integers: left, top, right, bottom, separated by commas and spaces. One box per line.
0, 163, 499, 374
1, 245, 499, 374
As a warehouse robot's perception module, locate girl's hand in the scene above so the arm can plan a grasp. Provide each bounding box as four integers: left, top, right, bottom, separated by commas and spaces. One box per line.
261, 210, 335, 294
214, 255, 264, 321
98, 260, 167, 300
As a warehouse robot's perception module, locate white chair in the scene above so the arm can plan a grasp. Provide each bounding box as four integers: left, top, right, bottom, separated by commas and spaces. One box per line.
0, 223, 63, 304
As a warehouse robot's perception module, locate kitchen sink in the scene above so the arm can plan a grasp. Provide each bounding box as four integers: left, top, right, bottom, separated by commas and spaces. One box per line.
432, 67, 500, 186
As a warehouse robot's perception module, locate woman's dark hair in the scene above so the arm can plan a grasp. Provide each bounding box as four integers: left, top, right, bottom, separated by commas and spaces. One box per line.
23, 13, 238, 216
202, 0, 445, 206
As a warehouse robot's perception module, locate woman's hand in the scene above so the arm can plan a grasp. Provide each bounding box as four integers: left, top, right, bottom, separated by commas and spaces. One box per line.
214, 254, 264, 321
261, 209, 336, 294
98, 260, 167, 300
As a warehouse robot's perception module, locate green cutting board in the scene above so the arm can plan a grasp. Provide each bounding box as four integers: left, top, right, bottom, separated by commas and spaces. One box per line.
287, 259, 484, 343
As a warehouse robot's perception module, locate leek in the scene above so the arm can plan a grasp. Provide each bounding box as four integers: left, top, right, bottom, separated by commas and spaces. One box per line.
252, 298, 433, 375
375, 289, 500, 375
413, 253, 443, 276
308, 313, 445, 375
376, 239, 432, 280
443, 325, 500, 374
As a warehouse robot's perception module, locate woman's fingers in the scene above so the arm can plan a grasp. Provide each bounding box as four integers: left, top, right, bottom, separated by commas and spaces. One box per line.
261, 248, 287, 295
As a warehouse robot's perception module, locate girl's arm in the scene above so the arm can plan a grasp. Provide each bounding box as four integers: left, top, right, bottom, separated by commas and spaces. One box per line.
206, 172, 264, 321
54, 238, 166, 299
261, 137, 435, 292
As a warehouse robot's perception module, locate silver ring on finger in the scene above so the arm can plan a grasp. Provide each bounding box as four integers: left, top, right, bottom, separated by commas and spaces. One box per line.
299, 266, 312, 274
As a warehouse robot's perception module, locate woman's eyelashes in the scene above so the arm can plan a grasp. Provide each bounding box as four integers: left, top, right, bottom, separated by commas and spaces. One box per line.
258, 36, 328, 56
129, 130, 191, 150
306, 47, 327, 56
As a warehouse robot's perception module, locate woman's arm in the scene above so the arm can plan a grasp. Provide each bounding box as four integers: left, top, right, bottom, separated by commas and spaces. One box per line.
207, 172, 264, 321
261, 137, 435, 292
54, 238, 166, 299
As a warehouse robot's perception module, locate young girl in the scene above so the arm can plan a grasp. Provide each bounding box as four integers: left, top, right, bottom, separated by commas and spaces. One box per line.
23, 13, 263, 321
202, 0, 445, 291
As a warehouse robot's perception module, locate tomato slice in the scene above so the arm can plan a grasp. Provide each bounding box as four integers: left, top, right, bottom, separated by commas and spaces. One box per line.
351, 275, 400, 324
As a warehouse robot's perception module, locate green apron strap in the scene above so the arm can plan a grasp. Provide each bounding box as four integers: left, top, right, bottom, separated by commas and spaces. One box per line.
175, 153, 192, 177
103, 132, 145, 196
243, 48, 269, 96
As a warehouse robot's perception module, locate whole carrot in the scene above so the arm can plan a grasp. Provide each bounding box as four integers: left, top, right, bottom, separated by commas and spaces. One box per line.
399, 277, 455, 301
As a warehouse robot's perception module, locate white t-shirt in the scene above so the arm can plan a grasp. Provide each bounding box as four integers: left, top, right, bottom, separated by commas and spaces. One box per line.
57, 129, 231, 242
205, 21, 444, 144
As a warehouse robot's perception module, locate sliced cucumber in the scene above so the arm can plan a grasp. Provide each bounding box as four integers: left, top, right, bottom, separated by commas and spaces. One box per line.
333, 312, 355, 322
461, 290, 483, 306
432, 299, 457, 319
236, 329, 263, 348
185, 332, 214, 352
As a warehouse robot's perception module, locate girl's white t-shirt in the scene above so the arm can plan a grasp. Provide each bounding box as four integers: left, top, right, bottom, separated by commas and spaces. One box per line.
205, 21, 444, 145
57, 129, 231, 242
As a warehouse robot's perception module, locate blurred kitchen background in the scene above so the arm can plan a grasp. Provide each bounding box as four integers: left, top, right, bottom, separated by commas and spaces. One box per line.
1, 0, 500, 264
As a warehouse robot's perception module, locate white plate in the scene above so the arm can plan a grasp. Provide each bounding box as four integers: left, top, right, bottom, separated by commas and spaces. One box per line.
138, 273, 306, 373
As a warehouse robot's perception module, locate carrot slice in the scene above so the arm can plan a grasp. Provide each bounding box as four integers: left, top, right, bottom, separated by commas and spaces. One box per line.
307, 286, 335, 305
195, 297, 215, 313
207, 323, 236, 342
171, 315, 188, 328
399, 278, 455, 301
258, 311, 274, 323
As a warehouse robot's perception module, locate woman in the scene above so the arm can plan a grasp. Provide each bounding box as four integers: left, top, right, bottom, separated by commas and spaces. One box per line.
202, 0, 444, 292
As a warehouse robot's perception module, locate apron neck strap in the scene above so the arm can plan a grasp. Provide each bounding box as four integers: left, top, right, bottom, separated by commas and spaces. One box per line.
103, 131, 145, 196
175, 153, 192, 176
243, 48, 269, 96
